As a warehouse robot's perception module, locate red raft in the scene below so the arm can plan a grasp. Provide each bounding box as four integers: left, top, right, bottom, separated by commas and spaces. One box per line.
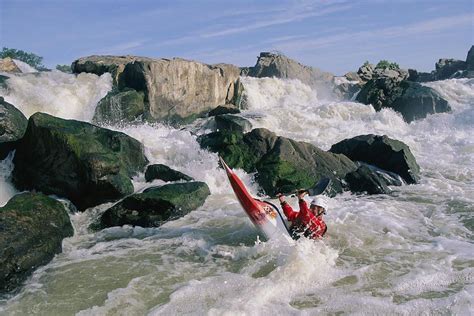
219, 157, 292, 242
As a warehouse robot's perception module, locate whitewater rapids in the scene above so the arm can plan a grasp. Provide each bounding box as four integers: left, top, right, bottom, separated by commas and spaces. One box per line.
0, 72, 473, 315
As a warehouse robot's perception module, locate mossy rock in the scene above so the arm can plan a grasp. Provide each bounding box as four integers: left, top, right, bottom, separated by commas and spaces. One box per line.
145, 164, 193, 182
0, 193, 73, 294
0, 98, 27, 159
12, 113, 148, 210
97, 182, 210, 228
92, 88, 146, 124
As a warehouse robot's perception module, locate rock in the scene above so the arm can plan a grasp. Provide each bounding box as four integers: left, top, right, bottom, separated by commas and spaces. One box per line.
334, 82, 361, 100
12, 112, 148, 210
356, 67, 450, 121
0, 98, 28, 159
208, 105, 241, 117
407, 69, 434, 82
0, 193, 73, 294
344, 164, 391, 194
434, 59, 467, 80
391, 81, 451, 122
199, 128, 356, 196
330, 134, 420, 184
0, 74, 10, 89
357, 63, 374, 82
246, 52, 335, 96
145, 164, 193, 182
92, 88, 146, 124
97, 182, 210, 228
73, 55, 243, 124
215, 114, 252, 133
0, 57, 22, 73
466, 45, 474, 71
344, 71, 361, 82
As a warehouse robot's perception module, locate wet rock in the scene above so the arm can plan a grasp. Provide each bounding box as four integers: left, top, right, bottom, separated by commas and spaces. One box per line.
208, 105, 241, 117
466, 45, 474, 71
73, 55, 242, 124
0, 98, 27, 159
12, 112, 148, 210
199, 128, 356, 196
97, 182, 210, 228
0, 57, 22, 73
434, 59, 467, 80
215, 114, 252, 133
330, 134, 420, 184
343, 163, 403, 195
0, 193, 73, 294
356, 67, 450, 122
145, 164, 193, 182
92, 88, 146, 124
246, 52, 335, 97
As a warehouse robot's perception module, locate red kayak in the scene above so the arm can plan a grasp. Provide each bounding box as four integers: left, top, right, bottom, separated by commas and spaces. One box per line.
219, 157, 292, 242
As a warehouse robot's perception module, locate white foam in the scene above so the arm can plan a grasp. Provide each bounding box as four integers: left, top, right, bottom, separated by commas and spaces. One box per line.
12, 59, 38, 73
0, 152, 17, 206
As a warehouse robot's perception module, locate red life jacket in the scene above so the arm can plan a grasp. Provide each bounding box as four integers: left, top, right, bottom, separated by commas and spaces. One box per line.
281, 199, 327, 239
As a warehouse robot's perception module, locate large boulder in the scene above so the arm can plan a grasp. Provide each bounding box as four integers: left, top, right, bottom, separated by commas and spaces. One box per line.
73, 55, 243, 124
145, 164, 193, 182
208, 105, 241, 117
12, 113, 149, 210
246, 52, 335, 96
0, 57, 22, 73
199, 128, 356, 196
97, 182, 210, 229
0, 193, 73, 294
356, 67, 450, 122
330, 134, 420, 184
343, 163, 403, 195
215, 114, 252, 133
357, 63, 375, 82
0, 97, 27, 159
434, 59, 467, 80
92, 88, 146, 124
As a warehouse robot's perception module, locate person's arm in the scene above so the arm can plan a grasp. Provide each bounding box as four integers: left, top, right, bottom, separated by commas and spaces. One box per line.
278, 194, 298, 221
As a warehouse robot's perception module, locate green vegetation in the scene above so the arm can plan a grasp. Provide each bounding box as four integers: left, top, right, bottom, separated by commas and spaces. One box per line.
0, 47, 47, 70
375, 60, 400, 70
55, 64, 72, 73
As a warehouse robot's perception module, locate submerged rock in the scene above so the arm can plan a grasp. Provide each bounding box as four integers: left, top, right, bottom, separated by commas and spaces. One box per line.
92, 88, 146, 124
344, 163, 402, 195
330, 134, 420, 184
145, 164, 193, 182
0, 193, 73, 294
12, 112, 148, 210
0, 97, 28, 159
73, 55, 243, 124
97, 182, 210, 228
199, 128, 356, 196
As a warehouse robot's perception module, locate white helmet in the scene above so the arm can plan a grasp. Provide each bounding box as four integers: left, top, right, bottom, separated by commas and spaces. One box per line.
310, 196, 329, 210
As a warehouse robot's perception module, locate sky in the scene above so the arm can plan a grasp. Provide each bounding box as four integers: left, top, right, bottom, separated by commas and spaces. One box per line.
1, 0, 473, 75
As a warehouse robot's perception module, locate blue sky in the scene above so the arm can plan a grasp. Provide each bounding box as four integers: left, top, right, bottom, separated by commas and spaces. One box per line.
1, 0, 473, 74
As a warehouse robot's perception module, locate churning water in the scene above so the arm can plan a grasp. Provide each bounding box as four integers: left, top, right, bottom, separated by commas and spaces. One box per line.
0, 72, 473, 315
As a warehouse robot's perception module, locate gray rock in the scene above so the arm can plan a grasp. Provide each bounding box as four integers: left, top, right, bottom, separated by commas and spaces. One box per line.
357, 63, 374, 82
434, 59, 467, 80
330, 134, 420, 184
246, 52, 335, 96
215, 114, 252, 133
0, 193, 73, 294
73, 56, 242, 124
92, 88, 146, 124
0, 98, 27, 159
145, 164, 193, 182
344, 71, 361, 82
208, 105, 241, 117
96, 182, 210, 229
12, 112, 148, 210
465, 45, 474, 71
344, 164, 392, 195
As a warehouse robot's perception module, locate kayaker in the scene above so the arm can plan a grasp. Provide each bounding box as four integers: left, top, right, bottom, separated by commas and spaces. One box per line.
278, 191, 328, 240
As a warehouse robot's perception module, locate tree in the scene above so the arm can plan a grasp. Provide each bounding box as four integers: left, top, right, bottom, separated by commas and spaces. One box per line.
375, 60, 400, 70
0, 47, 45, 70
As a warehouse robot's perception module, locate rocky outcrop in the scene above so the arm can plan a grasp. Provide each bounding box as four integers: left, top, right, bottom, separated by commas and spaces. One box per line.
92, 88, 146, 124
466, 45, 474, 71
73, 55, 243, 124
145, 164, 193, 182
0, 57, 21, 73
330, 134, 420, 184
357, 63, 375, 82
208, 105, 241, 117
96, 182, 210, 229
0, 193, 73, 294
215, 114, 252, 133
434, 59, 467, 80
12, 112, 148, 210
356, 67, 450, 122
199, 128, 356, 196
245, 52, 335, 97
0, 97, 28, 159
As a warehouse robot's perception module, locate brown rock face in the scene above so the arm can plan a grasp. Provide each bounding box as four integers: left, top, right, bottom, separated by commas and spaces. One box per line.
0, 58, 22, 73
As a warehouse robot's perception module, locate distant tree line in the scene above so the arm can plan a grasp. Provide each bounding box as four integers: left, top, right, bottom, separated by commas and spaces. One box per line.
0, 47, 71, 72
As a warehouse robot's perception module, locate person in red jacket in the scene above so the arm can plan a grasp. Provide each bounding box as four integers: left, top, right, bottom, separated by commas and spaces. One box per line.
278, 191, 328, 240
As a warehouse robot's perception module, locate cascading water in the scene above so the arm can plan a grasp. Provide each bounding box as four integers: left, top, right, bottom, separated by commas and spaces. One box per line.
0, 73, 473, 315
